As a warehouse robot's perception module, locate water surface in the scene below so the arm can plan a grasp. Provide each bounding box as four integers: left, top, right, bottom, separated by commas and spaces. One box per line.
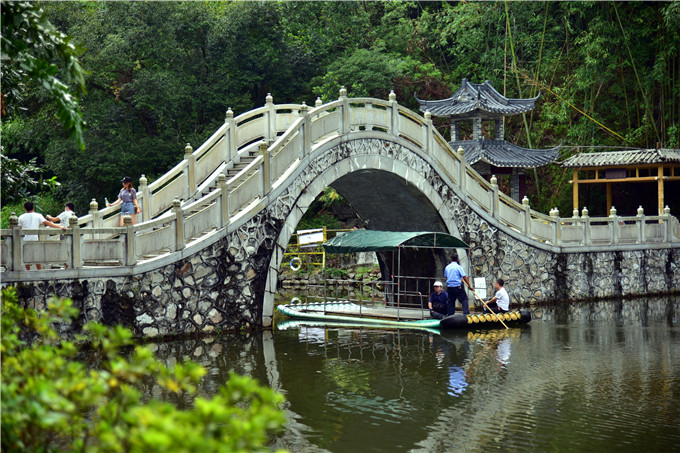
149, 297, 680, 452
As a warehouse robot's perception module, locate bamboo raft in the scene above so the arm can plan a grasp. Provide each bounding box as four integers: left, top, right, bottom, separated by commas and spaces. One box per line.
276, 301, 531, 331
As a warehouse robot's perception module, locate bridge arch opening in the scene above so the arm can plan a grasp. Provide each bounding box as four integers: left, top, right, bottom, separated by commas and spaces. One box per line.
262, 141, 468, 327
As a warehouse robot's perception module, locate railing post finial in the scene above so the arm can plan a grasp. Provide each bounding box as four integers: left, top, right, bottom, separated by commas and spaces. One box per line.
90, 198, 99, 212
424, 111, 431, 122
572, 208, 579, 219
581, 206, 589, 218
139, 174, 148, 187
265, 92, 273, 105
550, 207, 560, 218
522, 196, 530, 207
225, 107, 234, 122
123, 214, 132, 226
663, 205, 671, 216
339, 86, 347, 99
9, 212, 18, 227
389, 90, 397, 102
315, 97, 323, 107
609, 206, 617, 217
185, 143, 193, 154
300, 101, 309, 113
172, 197, 181, 209
637, 205, 645, 217
490, 175, 498, 186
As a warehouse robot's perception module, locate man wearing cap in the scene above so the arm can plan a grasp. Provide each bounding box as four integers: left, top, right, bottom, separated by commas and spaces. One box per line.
444, 253, 471, 315
428, 281, 448, 319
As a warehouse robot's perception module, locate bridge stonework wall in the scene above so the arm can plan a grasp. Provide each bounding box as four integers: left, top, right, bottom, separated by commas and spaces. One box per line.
11, 138, 680, 337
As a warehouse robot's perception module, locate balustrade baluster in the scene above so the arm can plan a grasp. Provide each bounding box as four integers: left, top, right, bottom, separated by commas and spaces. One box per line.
339, 86, 349, 135
139, 174, 151, 222
301, 102, 311, 157
581, 207, 591, 245
259, 142, 271, 196
69, 216, 82, 268
663, 205, 671, 242
185, 143, 196, 196
265, 93, 275, 142
550, 207, 561, 245
490, 175, 499, 218
636, 206, 645, 243
522, 196, 531, 236
124, 215, 136, 266
89, 199, 100, 239
609, 206, 619, 245
173, 197, 184, 251
423, 111, 432, 156
217, 174, 229, 228
9, 213, 21, 271
389, 90, 399, 136
457, 146, 466, 191
225, 107, 235, 162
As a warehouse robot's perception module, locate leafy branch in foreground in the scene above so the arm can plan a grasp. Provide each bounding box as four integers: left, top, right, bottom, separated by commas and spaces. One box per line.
1, 0, 87, 149
1, 287, 287, 453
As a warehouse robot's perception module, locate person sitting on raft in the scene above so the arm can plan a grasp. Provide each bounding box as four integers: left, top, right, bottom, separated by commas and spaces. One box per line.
483, 278, 510, 314
428, 281, 448, 319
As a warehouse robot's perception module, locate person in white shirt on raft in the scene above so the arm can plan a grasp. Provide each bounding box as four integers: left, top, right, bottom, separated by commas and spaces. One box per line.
483, 278, 510, 314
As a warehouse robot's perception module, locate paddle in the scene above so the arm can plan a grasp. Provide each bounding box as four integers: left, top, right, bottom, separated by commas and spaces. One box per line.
467, 284, 509, 329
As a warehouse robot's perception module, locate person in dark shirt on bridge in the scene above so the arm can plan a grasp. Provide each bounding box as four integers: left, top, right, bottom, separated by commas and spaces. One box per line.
428, 281, 448, 319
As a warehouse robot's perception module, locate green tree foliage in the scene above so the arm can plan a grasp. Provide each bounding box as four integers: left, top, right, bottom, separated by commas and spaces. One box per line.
1, 287, 287, 453
3, 1, 679, 215
1, 0, 86, 147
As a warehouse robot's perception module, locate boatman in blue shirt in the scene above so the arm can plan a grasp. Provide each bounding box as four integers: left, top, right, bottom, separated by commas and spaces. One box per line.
444, 253, 471, 315
428, 281, 448, 319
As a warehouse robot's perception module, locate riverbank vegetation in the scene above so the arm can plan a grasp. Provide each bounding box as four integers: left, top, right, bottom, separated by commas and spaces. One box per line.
2, 1, 679, 220
0, 287, 287, 452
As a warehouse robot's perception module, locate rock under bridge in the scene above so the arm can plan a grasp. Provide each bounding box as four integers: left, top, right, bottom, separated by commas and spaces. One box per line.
2, 90, 679, 336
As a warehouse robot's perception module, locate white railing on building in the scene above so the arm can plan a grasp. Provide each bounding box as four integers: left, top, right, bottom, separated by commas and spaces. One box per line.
2, 89, 679, 273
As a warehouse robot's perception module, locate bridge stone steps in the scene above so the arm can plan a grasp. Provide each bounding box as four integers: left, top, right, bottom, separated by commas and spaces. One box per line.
191, 151, 258, 202
225, 154, 257, 177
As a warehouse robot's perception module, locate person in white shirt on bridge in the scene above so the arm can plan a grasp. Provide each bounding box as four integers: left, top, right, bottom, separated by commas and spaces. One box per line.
18, 201, 67, 270
47, 202, 76, 227
484, 278, 510, 314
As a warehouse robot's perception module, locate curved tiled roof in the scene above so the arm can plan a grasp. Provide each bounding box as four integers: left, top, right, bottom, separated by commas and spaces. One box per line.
452, 140, 560, 168
561, 149, 680, 167
416, 78, 539, 117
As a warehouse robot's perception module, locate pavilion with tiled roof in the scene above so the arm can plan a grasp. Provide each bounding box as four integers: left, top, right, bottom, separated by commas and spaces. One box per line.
416, 78, 559, 201
561, 148, 680, 215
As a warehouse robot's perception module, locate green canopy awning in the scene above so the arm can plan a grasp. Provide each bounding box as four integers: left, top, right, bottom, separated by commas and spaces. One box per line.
323, 230, 468, 254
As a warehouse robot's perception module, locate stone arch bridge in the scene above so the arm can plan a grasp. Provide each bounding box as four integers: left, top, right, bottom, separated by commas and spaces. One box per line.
3, 90, 679, 336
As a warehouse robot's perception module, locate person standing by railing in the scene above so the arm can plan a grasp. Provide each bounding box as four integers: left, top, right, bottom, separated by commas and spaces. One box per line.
18, 201, 67, 270
107, 176, 141, 226
46, 202, 77, 230
46, 202, 77, 268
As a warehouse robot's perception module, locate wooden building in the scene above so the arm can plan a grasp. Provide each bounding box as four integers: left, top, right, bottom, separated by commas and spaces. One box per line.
416, 78, 560, 201
561, 148, 680, 215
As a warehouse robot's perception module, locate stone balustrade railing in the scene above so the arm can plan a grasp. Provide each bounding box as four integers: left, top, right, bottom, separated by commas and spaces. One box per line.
2, 89, 679, 275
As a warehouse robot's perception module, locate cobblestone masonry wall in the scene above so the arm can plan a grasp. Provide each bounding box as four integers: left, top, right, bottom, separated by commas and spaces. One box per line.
13, 138, 680, 338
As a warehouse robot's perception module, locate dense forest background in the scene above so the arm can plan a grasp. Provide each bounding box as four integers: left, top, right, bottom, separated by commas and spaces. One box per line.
2, 1, 679, 221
